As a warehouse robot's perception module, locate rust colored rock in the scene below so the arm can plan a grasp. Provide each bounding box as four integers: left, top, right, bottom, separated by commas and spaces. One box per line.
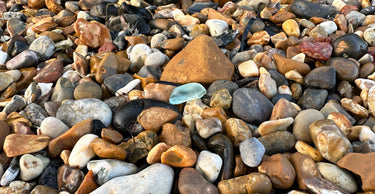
137, 107, 179, 133
31, 17, 58, 34
90, 138, 127, 160
299, 41, 333, 61
258, 153, 296, 189
3, 134, 51, 157
160, 38, 185, 51
201, 107, 228, 127
73, 18, 112, 48
337, 152, 375, 192
0, 121, 10, 151
269, 10, 296, 24
160, 35, 234, 85
75, 170, 98, 194
270, 98, 300, 120
273, 53, 311, 76
290, 152, 322, 190
98, 43, 117, 53
45, 0, 64, 14
16, 67, 38, 90
33, 59, 64, 83
48, 119, 92, 158
143, 83, 176, 102
40, 31, 65, 42
159, 123, 191, 147
101, 128, 124, 144
161, 145, 197, 167
28, 0, 46, 9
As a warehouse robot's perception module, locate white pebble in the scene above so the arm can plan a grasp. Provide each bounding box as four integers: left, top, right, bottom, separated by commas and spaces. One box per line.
206, 19, 228, 37
319, 21, 337, 35
238, 60, 259, 77
39, 117, 69, 139
196, 150, 222, 183
359, 126, 375, 142
69, 134, 98, 169
116, 79, 141, 96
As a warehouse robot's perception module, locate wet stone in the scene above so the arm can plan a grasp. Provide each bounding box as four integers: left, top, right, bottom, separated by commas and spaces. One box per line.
327, 57, 359, 82
332, 33, 368, 59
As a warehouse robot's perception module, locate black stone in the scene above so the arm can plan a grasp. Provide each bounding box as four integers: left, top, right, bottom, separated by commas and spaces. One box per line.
304, 66, 336, 89
11, 40, 28, 57
103, 73, 134, 95
291, 0, 336, 19
92, 119, 105, 137
38, 159, 64, 189
90, 2, 118, 19
192, 130, 208, 151
112, 99, 181, 137
212, 29, 239, 47
332, 33, 368, 59
153, 0, 178, 6
104, 95, 128, 112
9, 4, 23, 12
187, 2, 218, 14
119, 3, 153, 21
298, 88, 328, 109
207, 134, 234, 181
271, 94, 295, 104
123, 14, 151, 34
268, 69, 288, 87
361, 6, 375, 15
232, 88, 274, 124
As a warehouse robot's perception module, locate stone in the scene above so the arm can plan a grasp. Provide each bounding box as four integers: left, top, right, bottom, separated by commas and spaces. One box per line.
237, 60, 259, 77
225, 118, 252, 147
273, 53, 311, 76
304, 66, 336, 89
24, 103, 49, 126
2, 95, 26, 115
217, 174, 249, 194
196, 150, 222, 183
333, 33, 368, 59
73, 82, 102, 100
146, 142, 170, 164
75, 170, 98, 194
3, 134, 50, 157
232, 88, 273, 124
45, 0, 63, 13
29, 36, 55, 60
48, 119, 92, 158
94, 53, 131, 84
161, 145, 197, 167
210, 89, 232, 110
239, 137, 265, 167
298, 88, 328, 109
321, 100, 356, 124
290, 152, 322, 190
73, 18, 111, 48
137, 107, 178, 133
302, 177, 351, 194
143, 83, 176, 102
103, 74, 134, 95
327, 57, 359, 82
56, 98, 112, 127
299, 41, 333, 61
291, 0, 336, 19
205, 80, 238, 103
337, 152, 375, 191
178, 168, 219, 194
128, 43, 152, 72
245, 172, 273, 194
258, 117, 294, 136
196, 117, 223, 139
295, 140, 323, 162
68, 134, 98, 169
51, 77, 74, 102
30, 185, 58, 194
258, 131, 295, 155
101, 128, 123, 144
169, 83, 207, 105
0, 73, 14, 93
258, 153, 295, 189
206, 19, 228, 37
19, 154, 44, 181
160, 35, 234, 85
310, 119, 353, 163
247, 31, 270, 46
8, 181, 34, 194
270, 98, 299, 120
7, 18, 27, 37
39, 117, 69, 139
282, 19, 300, 37
38, 159, 63, 189
159, 123, 191, 147
0, 121, 10, 151
317, 162, 357, 193
6, 50, 39, 70
1, 157, 19, 186
33, 59, 64, 83
119, 131, 158, 163
90, 138, 127, 160
57, 165, 84, 193
87, 159, 138, 185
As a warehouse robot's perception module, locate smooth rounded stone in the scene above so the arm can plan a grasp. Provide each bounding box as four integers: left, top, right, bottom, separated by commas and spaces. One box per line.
169, 83, 207, 105
1, 157, 19, 186
57, 165, 84, 193
210, 88, 232, 110
113, 99, 180, 137
258, 117, 294, 136
159, 123, 191, 147
2, 95, 26, 115
225, 118, 252, 147
232, 88, 273, 124
103, 74, 133, 95
239, 137, 265, 167
39, 117, 69, 139
128, 43, 152, 72
207, 134, 234, 180
178, 168, 219, 194
187, 2, 218, 14
5, 50, 38, 70
73, 81, 102, 100
245, 172, 273, 193
309, 119, 353, 163
33, 59, 63, 83
303, 177, 350, 194
326, 57, 359, 82
91, 163, 173, 194
90, 138, 127, 160
317, 162, 357, 193
291, 0, 336, 19
146, 142, 170, 164
258, 153, 296, 189
29, 36, 55, 60
56, 98, 112, 127
19, 154, 44, 181
3, 134, 50, 157
297, 88, 328, 110
90, 2, 118, 18
304, 66, 336, 89
144, 52, 168, 67
30, 185, 58, 194
333, 33, 368, 59
143, 83, 175, 102
282, 19, 300, 37
68, 134, 98, 169
319, 21, 337, 35
161, 145, 197, 167
24, 103, 49, 126
87, 159, 138, 185
196, 150, 222, 183
359, 126, 375, 142
346, 11, 365, 28
217, 174, 249, 194
196, 117, 223, 139
119, 131, 158, 163
270, 98, 299, 120
273, 53, 311, 76
258, 131, 295, 155
0, 73, 14, 92
364, 27, 375, 46
290, 152, 322, 190
293, 109, 325, 144
137, 107, 179, 133
204, 80, 238, 103
51, 77, 74, 102
205, 19, 228, 37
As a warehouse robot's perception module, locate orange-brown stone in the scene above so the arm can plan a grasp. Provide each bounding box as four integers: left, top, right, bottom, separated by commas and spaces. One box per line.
160, 35, 234, 85
290, 152, 322, 190
31, 17, 58, 34
75, 170, 98, 194
161, 145, 197, 167
73, 18, 112, 48
90, 138, 127, 160
273, 53, 311, 76
3, 134, 51, 157
137, 107, 179, 133
159, 123, 191, 147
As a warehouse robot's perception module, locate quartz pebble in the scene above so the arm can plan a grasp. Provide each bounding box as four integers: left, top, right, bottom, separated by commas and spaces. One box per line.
196, 150, 222, 183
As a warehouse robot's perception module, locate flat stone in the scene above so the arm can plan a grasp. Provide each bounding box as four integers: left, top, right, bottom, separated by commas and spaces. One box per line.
8, 181, 34, 194
273, 53, 311, 76
68, 134, 98, 169
4, 134, 50, 157
320, 100, 356, 124
239, 137, 265, 167
0, 73, 14, 93
6, 50, 39, 70
258, 131, 295, 155
101, 128, 123, 144
0, 121, 10, 151
302, 178, 351, 194
90, 138, 127, 160
196, 150, 222, 183
159, 123, 191, 147
178, 168, 219, 194
169, 83, 207, 105
245, 172, 273, 193
160, 35, 234, 85
91, 163, 173, 194
299, 41, 332, 61
290, 152, 322, 190
103, 74, 134, 95
317, 162, 357, 193
304, 66, 336, 89
73, 18, 111, 48
161, 145, 197, 167
137, 107, 179, 133
258, 117, 294, 136
33, 59, 64, 83
73, 81, 102, 100
19, 154, 44, 181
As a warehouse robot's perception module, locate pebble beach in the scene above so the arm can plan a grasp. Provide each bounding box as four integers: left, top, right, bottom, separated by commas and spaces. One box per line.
0, 0, 375, 193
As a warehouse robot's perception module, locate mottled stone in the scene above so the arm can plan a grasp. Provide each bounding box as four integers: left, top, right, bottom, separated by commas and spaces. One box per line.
74, 82, 102, 100
273, 53, 311, 76
19, 154, 45, 181
299, 41, 333, 61
30, 185, 58, 194
29, 36, 55, 60
57, 165, 84, 193
90, 138, 127, 160
137, 107, 178, 133
4, 134, 50, 157
290, 152, 322, 190
119, 131, 158, 163
225, 118, 252, 147
317, 162, 357, 193
161, 145, 197, 167
196, 117, 223, 139
159, 123, 191, 147
6, 50, 39, 70
258, 131, 295, 155
73, 18, 111, 48
258, 117, 294, 136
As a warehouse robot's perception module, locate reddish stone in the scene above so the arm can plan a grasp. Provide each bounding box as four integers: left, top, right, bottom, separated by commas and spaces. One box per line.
341, 4, 359, 15
313, 37, 332, 43
98, 43, 117, 53
73, 18, 112, 48
33, 59, 64, 83
299, 41, 333, 61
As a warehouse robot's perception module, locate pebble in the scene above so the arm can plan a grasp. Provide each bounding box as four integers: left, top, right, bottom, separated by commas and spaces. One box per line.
87, 159, 138, 185
295, 140, 323, 162
258, 117, 294, 136
68, 134, 98, 169
302, 177, 350, 194
258, 131, 296, 155
119, 131, 158, 163
178, 168, 219, 194
332, 33, 368, 59
196, 117, 223, 139
239, 137, 265, 167
299, 41, 333, 61
327, 57, 359, 82
3, 134, 50, 157
169, 83, 207, 105
90, 138, 128, 160
297, 88, 328, 109
225, 118, 252, 146
159, 123, 191, 147
291, 0, 336, 19
290, 152, 322, 190
5, 50, 39, 70
304, 66, 336, 89
161, 145, 197, 167
19, 154, 44, 181
29, 36, 55, 60
206, 19, 228, 37
91, 163, 173, 194
51, 77, 74, 102
30, 185, 58, 194
317, 162, 357, 193
1, 157, 19, 186
129, 43, 152, 72
196, 150, 222, 183
73, 81, 102, 100
57, 165, 84, 193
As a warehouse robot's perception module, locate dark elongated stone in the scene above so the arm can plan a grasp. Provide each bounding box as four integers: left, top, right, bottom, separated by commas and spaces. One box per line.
187, 2, 218, 14
207, 134, 234, 181
119, 3, 152, 21
90, 2, 118, 19
332, 33, 368, 59
291, 0, 336, 19
304, 66, 336, 89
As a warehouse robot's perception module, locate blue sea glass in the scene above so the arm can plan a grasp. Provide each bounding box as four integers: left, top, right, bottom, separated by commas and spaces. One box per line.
169, 83, 207, 105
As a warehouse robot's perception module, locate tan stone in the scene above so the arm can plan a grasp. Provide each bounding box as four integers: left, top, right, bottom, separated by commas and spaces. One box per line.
218, 174, 249, 194
270, 98, 300, 120
159, 123, 191, 147
295, 140, 323, 162
247, 31, 270, 46
234, 155, 247, 177
146, 142, 170, 164
160, 35, 234, 85
101, 128, 123, 144
40, 31, 65, 42
201, 107, 228, 127
45, 0, 63, 14
60, 150, 70, 165
28, 0, 46, 9
4, 134, 51, 157
269, 10, 296, 24
258, 117, 294, 136
32, 17, 58, 34
73, 18, 112, 48
75, 170, 98, 194
0, 120, 10, 151
201, 8, 236, 25
143, 83, 176, 102
94, 52, 130, 83
137, 107, 179, 133
245, 172, 272, 194
327, 112, 352, 137
290, 152, 322, 190
48, 119, 92, 158
273, 53, 311, 76
5, 112, 32, 129
282, 19, 300, 37
225, 118, 252, 147
90, 138, 127, 160
161, 145, 197, 167
210, 89, 232, 110
160, 38, 185, 51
